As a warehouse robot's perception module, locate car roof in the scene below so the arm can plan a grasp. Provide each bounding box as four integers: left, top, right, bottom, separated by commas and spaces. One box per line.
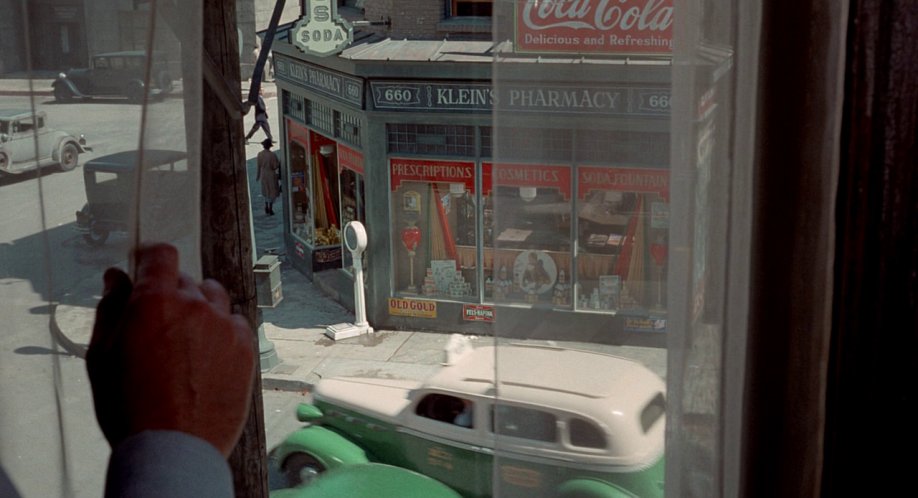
84, 149, 187, 172
0, 109, 47, 120
426, 344, 663, 403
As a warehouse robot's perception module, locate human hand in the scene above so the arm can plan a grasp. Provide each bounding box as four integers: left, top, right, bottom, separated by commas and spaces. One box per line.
87, 243, 255, 457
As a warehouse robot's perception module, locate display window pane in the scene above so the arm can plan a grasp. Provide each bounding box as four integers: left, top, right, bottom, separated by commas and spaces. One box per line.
338, 144, 366, 272
485, 162, 573, 307
575, 167, 669, 312
390, 158, 478, 301
287, 119, 314, 245
310, 135, 341, 248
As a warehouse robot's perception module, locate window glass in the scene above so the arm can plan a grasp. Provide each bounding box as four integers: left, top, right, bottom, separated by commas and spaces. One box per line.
287, 119, 314, 245
489, 163, 572, 307
391, 158, 478, 301
94, 57, 109, 69
569, 417, 606, 449
110, 57, 125, 70
416, 393, 475, 428
640, 392, 666, 434
491, 404, 557, 442
17, 118, 34, 133
452, 0, 492, 17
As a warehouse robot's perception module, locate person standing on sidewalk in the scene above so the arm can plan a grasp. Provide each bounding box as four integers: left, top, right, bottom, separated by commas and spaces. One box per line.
256, 138, 281, 215
245, 88, 273, 143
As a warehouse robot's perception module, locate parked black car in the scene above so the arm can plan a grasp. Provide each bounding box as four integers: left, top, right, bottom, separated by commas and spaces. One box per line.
52, 51, 174, 103
75, 149, 189, 246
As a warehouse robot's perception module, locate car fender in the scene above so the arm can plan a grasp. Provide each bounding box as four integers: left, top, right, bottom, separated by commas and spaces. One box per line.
53, 78, 86, 98
270, 463, 461, 498
556, 478, 637, 498
273, 425, 371, 471
51, 137, 80, 162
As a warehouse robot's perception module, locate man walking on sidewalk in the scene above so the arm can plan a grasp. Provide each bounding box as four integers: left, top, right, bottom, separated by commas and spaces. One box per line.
256, 139, 281, 215
245, 88, 273, 143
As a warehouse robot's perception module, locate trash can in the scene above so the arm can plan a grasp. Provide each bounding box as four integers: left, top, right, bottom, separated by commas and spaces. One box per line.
254, 255, 283, 308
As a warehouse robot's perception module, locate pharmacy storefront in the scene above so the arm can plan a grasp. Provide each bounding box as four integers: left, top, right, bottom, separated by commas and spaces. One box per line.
273, 31, 673, 345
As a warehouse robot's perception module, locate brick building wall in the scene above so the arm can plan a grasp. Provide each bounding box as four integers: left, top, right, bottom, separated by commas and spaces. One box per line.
365, 0, 444, 39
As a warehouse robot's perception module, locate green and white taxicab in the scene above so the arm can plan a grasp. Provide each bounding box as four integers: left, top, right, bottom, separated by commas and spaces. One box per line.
269, 342, 666, 498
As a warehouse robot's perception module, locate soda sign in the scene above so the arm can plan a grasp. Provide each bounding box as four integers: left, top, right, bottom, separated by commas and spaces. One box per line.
292, 0, 353, 57
516, 0, 673, 55
389, 298, 438, 318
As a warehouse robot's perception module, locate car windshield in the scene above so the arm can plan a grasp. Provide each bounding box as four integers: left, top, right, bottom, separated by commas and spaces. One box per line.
0, 120, 8, 134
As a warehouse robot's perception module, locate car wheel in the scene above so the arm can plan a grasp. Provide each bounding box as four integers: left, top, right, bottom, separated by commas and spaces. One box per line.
126, 82, 145, 104
83, 226, 109, 246
59, 143, 79, 171
0, 152, 8, 171
282, 452, 325, 488
54, 85, 72, 103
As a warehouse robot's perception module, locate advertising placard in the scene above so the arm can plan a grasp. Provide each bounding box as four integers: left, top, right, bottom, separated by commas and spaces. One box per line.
483, 162, 572, 200
463, 304, 496, 322
389, 298, 438, 318
390, 158, 476, 192
578, 166, 669, 198
515, 0, 673, 56
337, 143, 364, 175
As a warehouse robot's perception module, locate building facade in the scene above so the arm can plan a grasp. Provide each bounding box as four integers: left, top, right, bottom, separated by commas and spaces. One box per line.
271, 1, 701, 345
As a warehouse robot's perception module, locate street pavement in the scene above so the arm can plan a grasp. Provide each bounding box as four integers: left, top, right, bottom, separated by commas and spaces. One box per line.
2, 75, 666, 393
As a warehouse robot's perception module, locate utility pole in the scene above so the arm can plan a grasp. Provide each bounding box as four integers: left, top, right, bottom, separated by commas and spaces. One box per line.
199, 0, 269, 496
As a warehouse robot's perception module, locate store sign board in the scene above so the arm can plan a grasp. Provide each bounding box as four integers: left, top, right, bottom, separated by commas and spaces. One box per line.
389, 298, 437, 319
483, 162, 573, 200
337, 144, 365, 175
370, 81, 669, 117
463, 304, 495, 323
578, 166, 669, 199
515, 0, 673, 56
274, 55, 364, 108
291, 0, 353, 57
390, 158, 476, 192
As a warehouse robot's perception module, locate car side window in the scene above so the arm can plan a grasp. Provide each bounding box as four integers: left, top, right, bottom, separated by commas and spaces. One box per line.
94, 57, 109, 69
110, 57, 125, 70
640, 392, 666, 433
491, 404, 557, 442
17, 118, 34, 133
568, 417, 606, 449
416, 393, 474, 428
126, 57, 143, 69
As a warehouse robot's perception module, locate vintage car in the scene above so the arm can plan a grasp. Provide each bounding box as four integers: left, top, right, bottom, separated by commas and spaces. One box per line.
52, 51, 174, 103
75, 149, 190, 246
0, 109, 90, 175
269, 340, 666, 498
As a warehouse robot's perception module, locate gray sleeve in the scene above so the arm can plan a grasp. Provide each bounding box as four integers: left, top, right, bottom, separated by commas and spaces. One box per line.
104, 431, 233, 498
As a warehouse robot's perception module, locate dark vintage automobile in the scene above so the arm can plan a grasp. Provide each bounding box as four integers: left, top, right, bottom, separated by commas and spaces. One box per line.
0, 109, 90, 174
75, 149, 190, 246
52, 51, 174, 103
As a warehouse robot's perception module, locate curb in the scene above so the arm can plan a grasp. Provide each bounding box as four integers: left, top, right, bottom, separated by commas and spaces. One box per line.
262, 375, 311, 393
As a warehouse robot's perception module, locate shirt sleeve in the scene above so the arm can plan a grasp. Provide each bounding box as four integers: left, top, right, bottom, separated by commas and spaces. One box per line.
104, 430, 233, 498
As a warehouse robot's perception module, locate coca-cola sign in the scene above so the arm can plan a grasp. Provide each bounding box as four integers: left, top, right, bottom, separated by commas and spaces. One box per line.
516, 0, 673, 55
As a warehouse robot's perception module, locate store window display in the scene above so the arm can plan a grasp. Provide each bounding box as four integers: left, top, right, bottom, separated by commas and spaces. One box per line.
575, 167, 669, 312
338, 144, 366, 272
287, 121, 314, 245
390, 158, 478, 301
486, 163, 573, 307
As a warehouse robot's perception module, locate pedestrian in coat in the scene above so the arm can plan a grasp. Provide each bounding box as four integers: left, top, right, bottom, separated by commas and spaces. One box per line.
256, 139, 281, 215
245, 88, 273, 142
